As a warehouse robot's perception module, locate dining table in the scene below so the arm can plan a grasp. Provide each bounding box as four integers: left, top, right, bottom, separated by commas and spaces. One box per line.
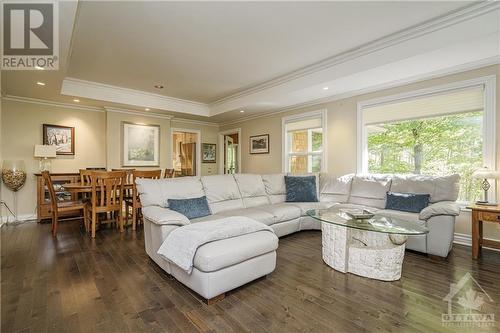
62, 182, 133, 193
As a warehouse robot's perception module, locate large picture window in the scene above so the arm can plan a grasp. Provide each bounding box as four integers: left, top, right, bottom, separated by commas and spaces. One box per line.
358, 77, 496, 203
283, 110, 326, 173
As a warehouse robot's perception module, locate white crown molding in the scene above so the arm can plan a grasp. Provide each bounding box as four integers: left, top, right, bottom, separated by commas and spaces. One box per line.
171, 117, 219, 128
104, 107, 174, 120
219, 56, 500, 126
61, 77, 210, 117
1, 95, 105, 112
210, 1, 500, 108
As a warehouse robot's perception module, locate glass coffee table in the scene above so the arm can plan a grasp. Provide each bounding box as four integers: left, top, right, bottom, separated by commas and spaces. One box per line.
307, 208, 429, 281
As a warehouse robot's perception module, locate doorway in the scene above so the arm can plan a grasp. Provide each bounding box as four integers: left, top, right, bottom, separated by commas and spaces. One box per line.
171, 129, 201, 177
218, 128, 241, 174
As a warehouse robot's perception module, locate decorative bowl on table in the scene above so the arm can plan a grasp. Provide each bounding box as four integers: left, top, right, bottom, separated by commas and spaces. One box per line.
340, 209, 375, 220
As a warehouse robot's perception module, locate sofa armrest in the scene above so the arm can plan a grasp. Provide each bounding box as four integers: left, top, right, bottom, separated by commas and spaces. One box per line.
419, 201, 460, 220
142, 206, 190, 226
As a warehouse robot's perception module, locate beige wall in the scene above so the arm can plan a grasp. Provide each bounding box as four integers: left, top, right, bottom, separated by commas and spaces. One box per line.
221, 65, 500, 241
0, 100, 220, 222
0, 99, 106, 219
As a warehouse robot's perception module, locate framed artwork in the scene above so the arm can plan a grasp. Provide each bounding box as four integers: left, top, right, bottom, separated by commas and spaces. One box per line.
202, 143, 216, 163
122, 122, 160, 167
250, 134, 270, 154
43, 124, 75, 155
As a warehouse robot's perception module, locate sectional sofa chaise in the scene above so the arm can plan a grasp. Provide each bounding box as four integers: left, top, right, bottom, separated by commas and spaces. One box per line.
137, 173, 460, 301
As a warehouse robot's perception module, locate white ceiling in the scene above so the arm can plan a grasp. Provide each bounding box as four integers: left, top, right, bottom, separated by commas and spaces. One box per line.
2, 1, 499, 123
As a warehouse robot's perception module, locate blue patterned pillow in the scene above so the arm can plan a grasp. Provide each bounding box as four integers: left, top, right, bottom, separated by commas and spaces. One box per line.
385, 192, 430, 213
167, 196, 211, 219
285, 176, 318, 202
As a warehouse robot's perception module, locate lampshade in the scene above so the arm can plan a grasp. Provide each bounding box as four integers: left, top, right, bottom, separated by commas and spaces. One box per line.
34, 145, 57, 158
472, 168, 500, 179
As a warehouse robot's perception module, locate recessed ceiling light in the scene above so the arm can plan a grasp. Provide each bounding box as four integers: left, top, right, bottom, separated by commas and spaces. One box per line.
73, 99, 80, 102
145, 108, 150, 111
154, 85, 164, 89
323, 86, 329, 90
35, 66, 44, 70
36, 81, 45, 86
240, 110, 245, 113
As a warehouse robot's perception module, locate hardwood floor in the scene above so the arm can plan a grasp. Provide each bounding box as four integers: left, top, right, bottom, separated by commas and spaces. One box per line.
2, 221, 499, 333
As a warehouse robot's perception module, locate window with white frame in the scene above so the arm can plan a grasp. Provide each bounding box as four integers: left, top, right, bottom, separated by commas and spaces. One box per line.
358, 77, 496, 203
283, 110, 326, 173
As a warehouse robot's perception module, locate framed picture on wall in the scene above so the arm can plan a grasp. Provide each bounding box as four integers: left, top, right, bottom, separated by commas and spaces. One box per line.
202, 143, 216, 163
250, 134, 270, 154
122, 122, 160, 166
43, 124, 75, 155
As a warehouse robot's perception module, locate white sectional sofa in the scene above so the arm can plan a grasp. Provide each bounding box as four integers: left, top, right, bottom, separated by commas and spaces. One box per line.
137, 173, 460, 301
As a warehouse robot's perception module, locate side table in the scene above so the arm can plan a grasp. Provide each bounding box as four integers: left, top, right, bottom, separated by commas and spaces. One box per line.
467, 204, 500, 259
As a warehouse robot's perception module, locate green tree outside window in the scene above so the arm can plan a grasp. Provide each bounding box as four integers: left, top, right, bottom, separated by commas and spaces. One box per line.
367, 111, 483, 202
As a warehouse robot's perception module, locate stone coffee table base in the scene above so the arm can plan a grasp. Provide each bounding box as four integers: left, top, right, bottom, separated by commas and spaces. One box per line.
321, 222, 407, 281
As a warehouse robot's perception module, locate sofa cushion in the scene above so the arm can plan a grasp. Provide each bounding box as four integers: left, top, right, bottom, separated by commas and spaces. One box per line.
348, 175, 392, 209
167, 196, 211, 219
233, 174, 271, 208
320, 173, 353, 203
136, 177, 205, 208
432, 174, 460, 203
201, 175, 243, 214
262, 173, 287, 203
259, 203, 302, 223
216, 207, 276, 226
375, 209, 426, 226
385, 192, 430, 213
285, 175, 318, 202
193, 231, 278, 272
390, 174, 460, 203
287, 172, 321, 197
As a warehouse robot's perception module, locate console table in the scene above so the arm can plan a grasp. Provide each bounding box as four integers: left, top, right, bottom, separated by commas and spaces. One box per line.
468, 204, 500, 259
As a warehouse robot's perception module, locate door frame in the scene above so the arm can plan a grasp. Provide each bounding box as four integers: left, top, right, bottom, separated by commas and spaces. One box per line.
218, 128, 241, 174
170, 128, 202, 177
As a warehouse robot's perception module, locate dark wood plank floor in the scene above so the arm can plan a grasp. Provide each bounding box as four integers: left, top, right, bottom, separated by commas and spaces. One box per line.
2, 221, 499, 333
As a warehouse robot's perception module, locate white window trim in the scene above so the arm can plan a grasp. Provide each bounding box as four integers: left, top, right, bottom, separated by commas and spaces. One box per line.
282, 109, 328, 173
357, 75, 496, 201
170, 127, 202, 177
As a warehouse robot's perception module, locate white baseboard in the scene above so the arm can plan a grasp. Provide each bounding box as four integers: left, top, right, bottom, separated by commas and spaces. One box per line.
453, 232, 500, 252
0, 213, 37, 225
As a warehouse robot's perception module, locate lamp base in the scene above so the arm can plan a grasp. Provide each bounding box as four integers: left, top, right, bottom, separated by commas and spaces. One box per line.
475, 200, 498, 206
39, 158, 51, 172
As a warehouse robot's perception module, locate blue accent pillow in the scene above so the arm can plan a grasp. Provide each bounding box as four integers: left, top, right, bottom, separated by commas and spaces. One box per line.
285, 176, 318, 202
167, 196, 211, 219
385, 192, 430, 213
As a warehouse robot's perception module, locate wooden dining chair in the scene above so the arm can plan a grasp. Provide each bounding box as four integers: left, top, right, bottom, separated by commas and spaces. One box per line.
164, 168, 175, 178
42, 171, 87, 237
79, 169, 93, 184
112, 168, 135, 199
85, 171, 126, 238
79, 169, 93, 202
125, 170, 162, 230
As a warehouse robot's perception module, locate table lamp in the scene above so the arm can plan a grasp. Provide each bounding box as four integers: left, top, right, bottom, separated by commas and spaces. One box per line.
472, 167, 500, 205
34, 145, 57, 171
